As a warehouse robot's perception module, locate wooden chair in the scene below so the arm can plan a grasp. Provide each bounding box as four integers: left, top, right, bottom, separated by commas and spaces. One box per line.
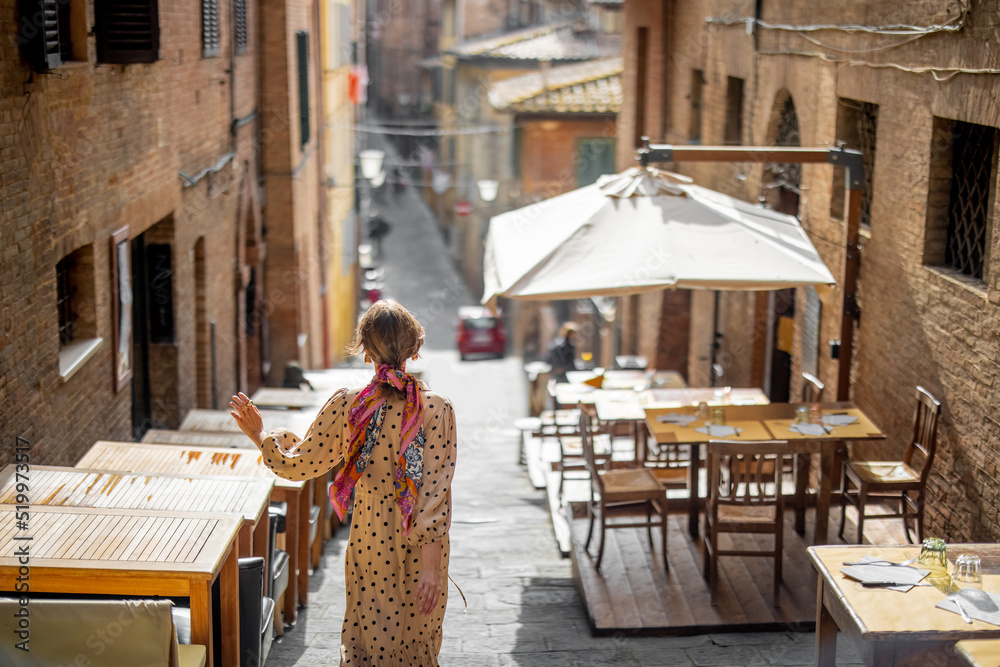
801, 372, 825, 403
703, 440, 789, 606
838, 386, 941, 544
580, 411, 668, 572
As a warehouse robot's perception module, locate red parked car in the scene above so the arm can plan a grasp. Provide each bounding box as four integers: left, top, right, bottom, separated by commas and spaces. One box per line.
456, 307, 505, 360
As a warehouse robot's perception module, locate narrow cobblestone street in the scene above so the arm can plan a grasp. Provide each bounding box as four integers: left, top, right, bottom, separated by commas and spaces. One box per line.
265, 135, 861, 666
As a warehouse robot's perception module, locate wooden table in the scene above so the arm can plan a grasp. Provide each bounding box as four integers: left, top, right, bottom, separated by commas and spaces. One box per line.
594, 387, 771, 422
957, 639, 1000, 667
0, 465, 273, 567
644, 403, 885, 541
0, 505, 241, 667
143, 429, 258, 448
811, 544, 1000, 667
143, 428, 335, 569
763, 406, 886, 543
76, 441, 309, 624
180, 408, 316, 435
251, 387, 326, 410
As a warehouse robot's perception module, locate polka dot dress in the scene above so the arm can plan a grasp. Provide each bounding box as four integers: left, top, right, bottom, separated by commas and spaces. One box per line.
260, 385, 457, 666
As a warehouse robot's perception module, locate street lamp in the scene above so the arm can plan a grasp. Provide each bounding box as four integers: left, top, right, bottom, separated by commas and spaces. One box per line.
477, 179, 499, 203
359, 149, 385, 180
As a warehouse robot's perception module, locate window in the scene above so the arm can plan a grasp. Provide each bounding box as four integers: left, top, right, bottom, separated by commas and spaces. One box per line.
296, 31, 311, 147
689, 69, 704, 144
234, 0, 248, 54
577, 138, 616, 187
633, 27, 648, 147
97, 0, 160, 64
202, 0, 220, 57
832, 98, 879, 229
56, 244, 100, 380
19, 0, 86, 70
724, 76, 744, 145
925, 117, 998, 281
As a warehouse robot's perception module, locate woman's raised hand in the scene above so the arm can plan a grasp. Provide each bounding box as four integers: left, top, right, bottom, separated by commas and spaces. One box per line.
230, 392, 265, 447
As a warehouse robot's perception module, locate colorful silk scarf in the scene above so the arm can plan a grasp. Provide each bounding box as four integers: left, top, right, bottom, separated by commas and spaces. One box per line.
330, 364, 425, 534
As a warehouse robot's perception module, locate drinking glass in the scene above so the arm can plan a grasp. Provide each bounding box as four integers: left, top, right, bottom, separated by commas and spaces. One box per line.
918, 537, 948, 573
794, 405, 810, 425
809, 403, 823, 424
695, 401, 709, 422
711, 408, 726, 426
952, 554, 983, 590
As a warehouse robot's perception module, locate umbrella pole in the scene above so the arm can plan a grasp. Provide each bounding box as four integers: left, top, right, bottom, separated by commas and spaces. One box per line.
836, 187, 863, 401
710, 291, 721, 387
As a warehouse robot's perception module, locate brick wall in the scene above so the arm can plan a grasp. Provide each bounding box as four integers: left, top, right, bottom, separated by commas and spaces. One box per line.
260, 0, 327, 384
623, 0, 1000, 541
519, 116, 618, 201
0, 0, 260, 462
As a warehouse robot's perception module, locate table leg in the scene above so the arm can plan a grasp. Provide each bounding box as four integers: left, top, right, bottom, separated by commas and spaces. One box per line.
253, 517, 269, 597
298, 484, 311, 606
313, 476, 325, 569
238, 523, 253, 558
816, 578, 838, 667
634, 421, 647, 464
190, 580, 215, 667
219, 542, 240, 667
688, 443, 701, 538
793, 453, 810, 535
815, 444, 837, 544
284, 489, 300, 622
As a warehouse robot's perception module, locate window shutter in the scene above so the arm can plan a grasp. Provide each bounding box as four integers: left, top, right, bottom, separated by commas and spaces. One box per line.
202, 0, 220, 57
19, 0, 63, 70
296, 31, 311, 148
97, 0, 160, 64
234, 0, 248, 54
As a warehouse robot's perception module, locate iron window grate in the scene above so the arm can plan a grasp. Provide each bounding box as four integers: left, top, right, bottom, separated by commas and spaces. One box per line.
946, 121, 996, 280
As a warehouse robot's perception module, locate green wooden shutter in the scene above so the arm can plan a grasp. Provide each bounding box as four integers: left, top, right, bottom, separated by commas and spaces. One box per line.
296, 31, 311, 148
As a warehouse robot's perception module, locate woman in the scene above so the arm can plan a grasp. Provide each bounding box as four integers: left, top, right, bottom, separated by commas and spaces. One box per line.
230, 300, 457, 665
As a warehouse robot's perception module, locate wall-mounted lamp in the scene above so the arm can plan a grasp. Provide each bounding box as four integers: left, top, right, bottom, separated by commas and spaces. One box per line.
359, 149, 385, 180
370, 170, 386, 188
477, 179, 499, 203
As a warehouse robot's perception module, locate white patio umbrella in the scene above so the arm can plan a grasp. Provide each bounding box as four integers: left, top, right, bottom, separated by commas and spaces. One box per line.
482, 167, 836, 310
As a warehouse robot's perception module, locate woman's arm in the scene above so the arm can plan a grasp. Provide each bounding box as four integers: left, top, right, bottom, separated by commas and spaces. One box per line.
230, 388, 351, 481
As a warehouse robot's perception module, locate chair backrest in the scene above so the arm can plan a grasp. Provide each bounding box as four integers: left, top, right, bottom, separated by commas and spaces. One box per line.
0, 598, 182, 667
903, 386, 942, 482
579, 409, 604, 495
801, 372, 825, 403
707, 440, 789, 509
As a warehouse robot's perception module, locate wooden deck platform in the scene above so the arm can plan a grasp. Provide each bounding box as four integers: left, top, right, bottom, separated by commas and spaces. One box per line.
567, 502, 910, 636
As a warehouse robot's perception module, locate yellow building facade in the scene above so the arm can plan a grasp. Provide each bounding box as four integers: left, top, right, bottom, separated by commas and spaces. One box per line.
321, 0, 360, 362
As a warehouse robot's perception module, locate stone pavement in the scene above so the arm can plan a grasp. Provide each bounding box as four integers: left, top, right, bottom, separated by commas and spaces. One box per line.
264, 131, 862, 666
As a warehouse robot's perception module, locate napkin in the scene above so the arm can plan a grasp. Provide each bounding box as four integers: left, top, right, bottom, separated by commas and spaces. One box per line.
840, 557, 930, 592
656, 413, 697, 426
823, 414, 858, 427
694, 425, 742, 437
788, 422, 830, 436
936, 590, 1000, 625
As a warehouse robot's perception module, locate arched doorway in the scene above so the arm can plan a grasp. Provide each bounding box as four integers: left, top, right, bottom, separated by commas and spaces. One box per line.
762, 90, 801, 402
